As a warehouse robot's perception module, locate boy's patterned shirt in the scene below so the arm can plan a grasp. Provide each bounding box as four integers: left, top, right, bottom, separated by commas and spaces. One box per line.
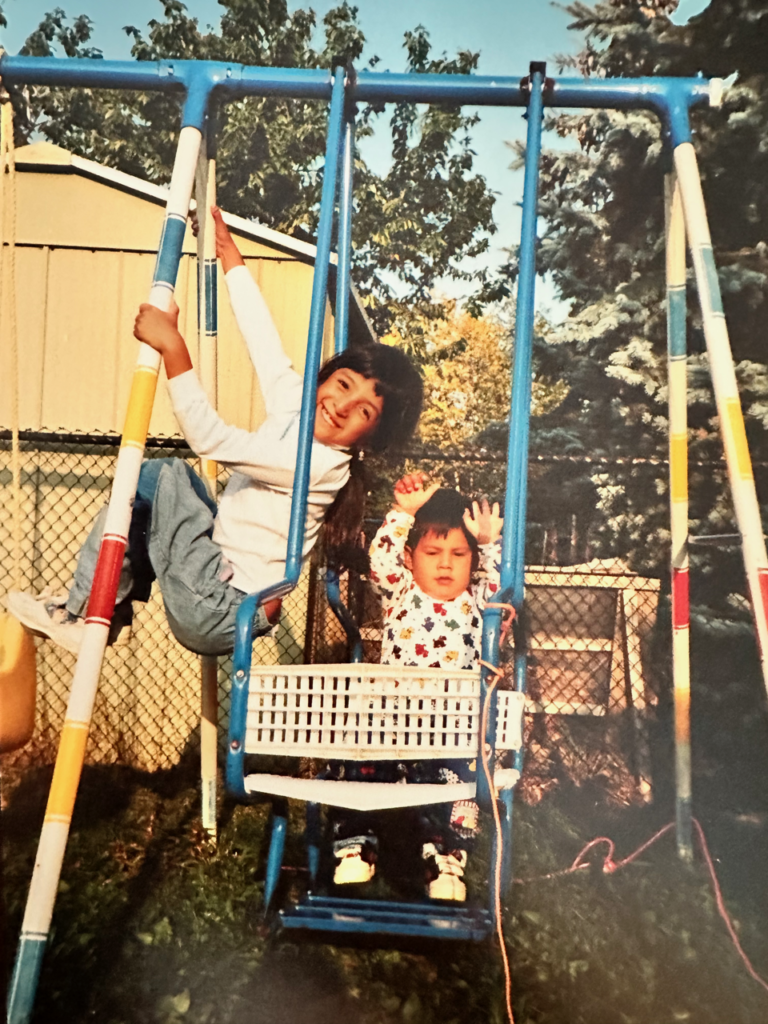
369, 508, 501, 669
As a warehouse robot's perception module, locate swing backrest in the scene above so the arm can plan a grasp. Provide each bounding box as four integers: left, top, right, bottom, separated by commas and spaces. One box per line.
243, 663, 524, 761
235, 663, 525, 812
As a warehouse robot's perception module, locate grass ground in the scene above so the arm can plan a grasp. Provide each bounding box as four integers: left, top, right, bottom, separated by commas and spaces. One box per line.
3, 749, 768, 1024
3, 618, 768, 1023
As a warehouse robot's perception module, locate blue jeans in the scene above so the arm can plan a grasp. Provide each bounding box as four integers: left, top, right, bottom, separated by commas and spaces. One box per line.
66, 458, 270, 656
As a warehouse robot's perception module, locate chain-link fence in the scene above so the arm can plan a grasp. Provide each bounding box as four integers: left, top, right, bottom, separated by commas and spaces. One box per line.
0, 432, 311, 772
6, 432, 740, 809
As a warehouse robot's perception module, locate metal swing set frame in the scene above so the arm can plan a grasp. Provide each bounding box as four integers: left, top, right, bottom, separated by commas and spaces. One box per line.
1, 49, 764, 1024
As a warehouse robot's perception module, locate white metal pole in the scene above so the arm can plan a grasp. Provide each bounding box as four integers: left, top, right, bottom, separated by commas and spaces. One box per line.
665, 170, 693, 861
8, 124, 203, 1024
675, 142, 768, 696
195, 123, 219, 842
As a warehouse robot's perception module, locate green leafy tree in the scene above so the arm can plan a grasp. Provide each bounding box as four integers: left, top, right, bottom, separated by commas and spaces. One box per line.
484, 0, 768, 587
367, 301, 568, 524
384, 302, 513, 449
3, 1, 497, 333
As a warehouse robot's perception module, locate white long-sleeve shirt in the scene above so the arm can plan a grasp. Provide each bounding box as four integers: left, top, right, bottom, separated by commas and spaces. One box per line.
167, 265, 351, 595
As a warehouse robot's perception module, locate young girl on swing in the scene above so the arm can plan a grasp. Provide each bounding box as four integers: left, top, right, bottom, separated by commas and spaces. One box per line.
8, 209, 423, 657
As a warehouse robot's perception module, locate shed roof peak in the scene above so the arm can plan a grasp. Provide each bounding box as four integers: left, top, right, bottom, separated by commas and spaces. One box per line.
15, 141, 72, 165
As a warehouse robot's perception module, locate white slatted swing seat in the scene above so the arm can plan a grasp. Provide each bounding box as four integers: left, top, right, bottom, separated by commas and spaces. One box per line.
241, 664, 525, 812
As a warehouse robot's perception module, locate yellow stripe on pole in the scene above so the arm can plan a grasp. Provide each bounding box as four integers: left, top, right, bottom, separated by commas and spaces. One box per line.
725, 397, 753, 481
44, 721, 89, 822
670, 435, 688, 503
674, 686, 691, 744
121, 366, 159, 450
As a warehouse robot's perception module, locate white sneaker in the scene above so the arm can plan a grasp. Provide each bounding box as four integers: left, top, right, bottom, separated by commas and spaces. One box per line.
332, 840, 377, 885
423, 843, 468, 901
5, 591, 84, 655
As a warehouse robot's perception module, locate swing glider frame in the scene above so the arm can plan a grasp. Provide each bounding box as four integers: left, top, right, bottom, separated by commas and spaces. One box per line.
0, 49, 756, 1022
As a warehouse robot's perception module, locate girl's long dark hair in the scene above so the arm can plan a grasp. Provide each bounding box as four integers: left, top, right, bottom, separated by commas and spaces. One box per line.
321, 343, 423, 572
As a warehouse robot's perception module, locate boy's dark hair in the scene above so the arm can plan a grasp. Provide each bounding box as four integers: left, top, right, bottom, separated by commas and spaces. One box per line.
323, 343, 423, 571
406, 489, 479, 566
317, 343, 423, 453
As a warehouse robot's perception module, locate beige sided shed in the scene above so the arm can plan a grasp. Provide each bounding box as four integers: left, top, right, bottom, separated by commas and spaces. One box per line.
0, 140, 374, 434
0, 142, 374, 770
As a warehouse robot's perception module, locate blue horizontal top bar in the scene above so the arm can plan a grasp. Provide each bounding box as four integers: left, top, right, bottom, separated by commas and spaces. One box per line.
0, 55, 713, 116
0, 56, 333, 98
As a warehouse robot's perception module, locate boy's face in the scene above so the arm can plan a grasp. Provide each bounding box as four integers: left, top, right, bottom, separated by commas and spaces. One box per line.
404, 527, 473, 602
314, 369, 384, 448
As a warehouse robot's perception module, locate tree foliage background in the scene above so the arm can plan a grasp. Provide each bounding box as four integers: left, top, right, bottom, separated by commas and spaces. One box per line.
477, 0, 768, 609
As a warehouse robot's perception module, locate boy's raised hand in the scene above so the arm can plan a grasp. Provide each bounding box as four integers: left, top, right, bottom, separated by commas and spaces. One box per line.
463, 499, 503, 545
392, 473, 440, 517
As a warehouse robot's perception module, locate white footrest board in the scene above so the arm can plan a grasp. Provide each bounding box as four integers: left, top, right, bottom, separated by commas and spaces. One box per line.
241, 771, 520, 811
243, 664, 525, 761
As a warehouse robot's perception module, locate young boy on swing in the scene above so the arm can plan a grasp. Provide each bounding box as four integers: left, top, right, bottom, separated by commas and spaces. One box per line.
332, 473, 504, 901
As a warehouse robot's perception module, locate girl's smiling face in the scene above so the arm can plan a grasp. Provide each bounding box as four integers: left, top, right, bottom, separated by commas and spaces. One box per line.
314, 368, 384, 448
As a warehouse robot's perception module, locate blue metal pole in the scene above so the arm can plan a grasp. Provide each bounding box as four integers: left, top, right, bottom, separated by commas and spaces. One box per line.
334, 113, 355, 355
482, 64, 545, 915
284, 67, 346, 579
506, 69, 545, 607
326, 568, 364, 663
324, 111, 365, 659
0, 56, 333, 100
263, 807, 288, 911
227, 64, 347, 799
305, 798, 323, 888
0, 55, 715, 117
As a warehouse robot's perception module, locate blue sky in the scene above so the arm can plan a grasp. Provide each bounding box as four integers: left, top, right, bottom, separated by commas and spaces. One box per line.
1, 0, 712, 317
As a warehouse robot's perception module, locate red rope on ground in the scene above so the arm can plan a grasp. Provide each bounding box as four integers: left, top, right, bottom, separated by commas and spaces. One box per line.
513, 816, 768, 996
473, 602, 767, 1005
692, 818, 768, 995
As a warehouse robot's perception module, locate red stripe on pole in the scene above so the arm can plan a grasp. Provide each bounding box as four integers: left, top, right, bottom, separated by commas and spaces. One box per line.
744, 571, 768, 661
672, 568, 689, 630
86, 535, 126, 622
759, 568, 768, 619
757, 569, 768, 655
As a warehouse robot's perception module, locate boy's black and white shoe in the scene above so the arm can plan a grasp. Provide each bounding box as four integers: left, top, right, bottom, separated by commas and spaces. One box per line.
6, 591, 84, 655
332, 835, 378, 885
423, 842, 468, 902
